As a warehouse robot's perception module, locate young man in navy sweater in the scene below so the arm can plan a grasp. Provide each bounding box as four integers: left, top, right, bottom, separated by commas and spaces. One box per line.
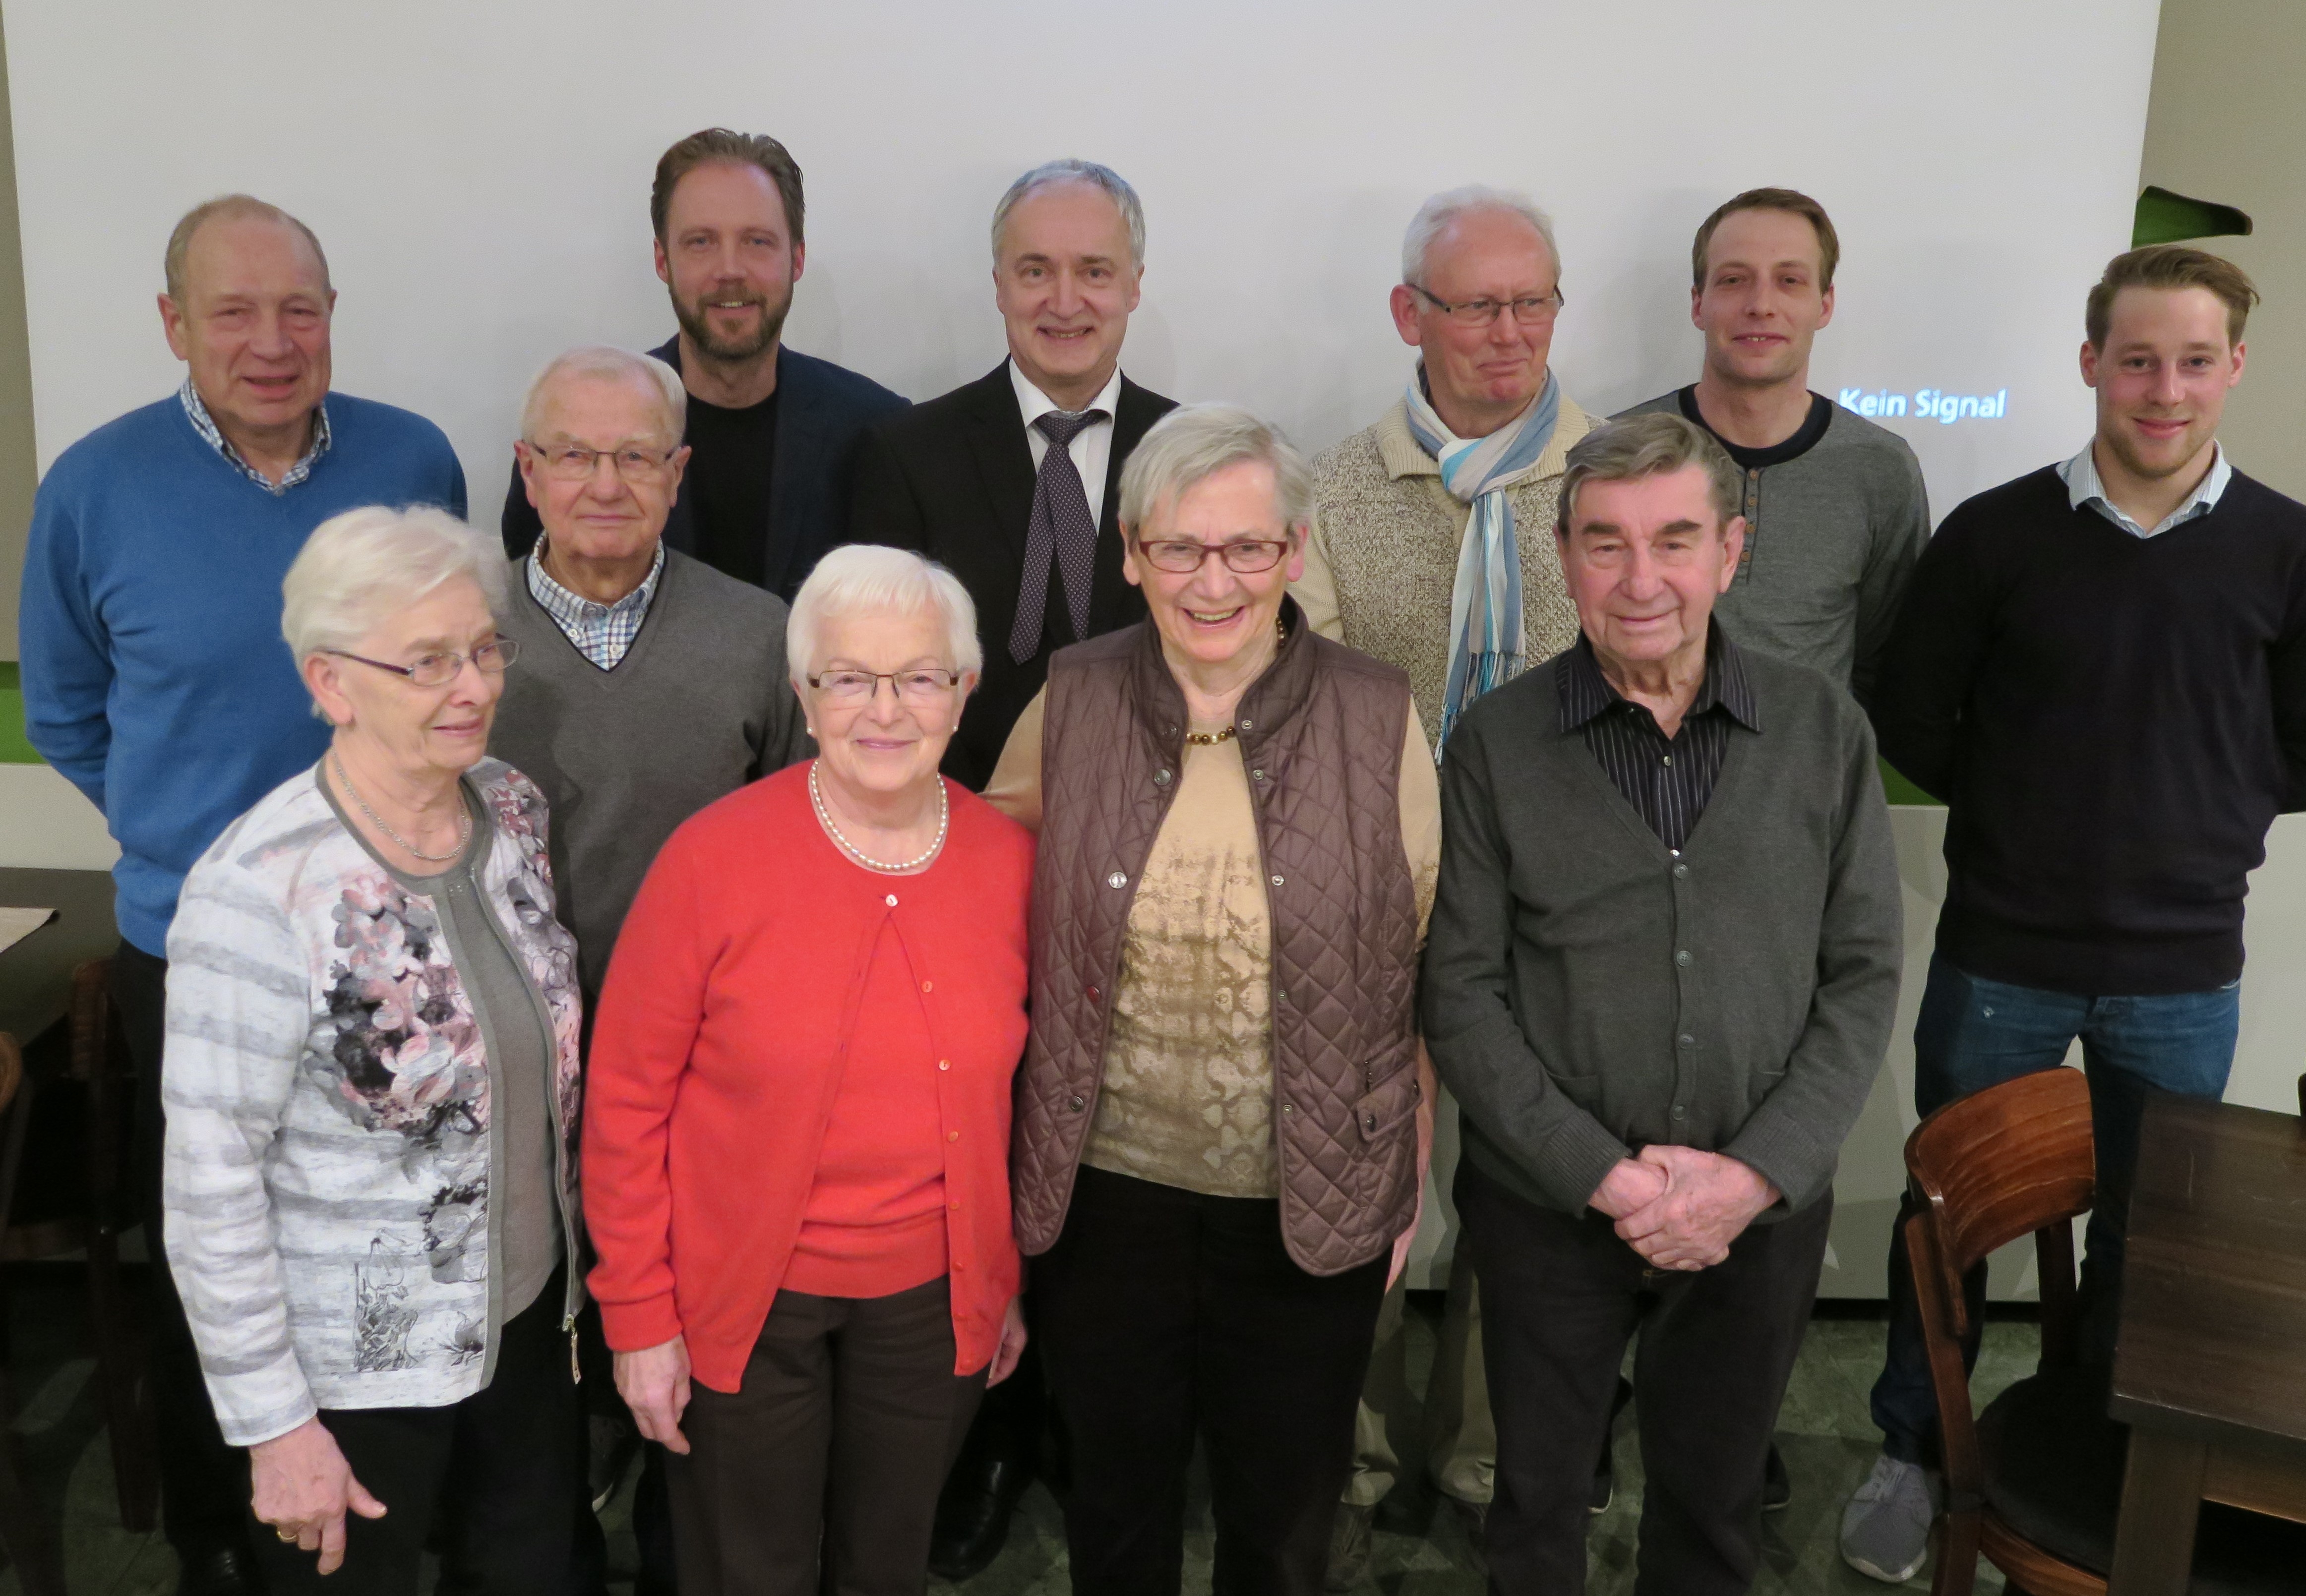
19, 195, 465, 1596
1840, 246, 2306, 1584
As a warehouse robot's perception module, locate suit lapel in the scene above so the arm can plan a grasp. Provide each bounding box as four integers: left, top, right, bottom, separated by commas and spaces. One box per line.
1090, 376, 1176, 630
765, 347, 823, 592
961, 362, 1038, 572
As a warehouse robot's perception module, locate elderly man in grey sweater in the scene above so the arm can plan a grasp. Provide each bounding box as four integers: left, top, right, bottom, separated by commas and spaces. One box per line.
488, 345, 810, 1596
1424, 412, 1900, 1596
1617, 188, 1928, 709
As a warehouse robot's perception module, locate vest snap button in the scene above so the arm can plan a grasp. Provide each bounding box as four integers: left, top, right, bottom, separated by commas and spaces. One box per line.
1271, 874, 1284, 887
1154, 769, 1171, 785
1252, 769, 1266, 781
1068, 1094, 1086, 1111
1240, 719, 1253, 730
1107, 872, 1127, 889
1280, 1103, 1294, 1115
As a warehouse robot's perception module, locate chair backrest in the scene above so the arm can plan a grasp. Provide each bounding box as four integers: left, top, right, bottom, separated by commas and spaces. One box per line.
1905, 1064, 2095, 1283
1903, 1066, 2097, 1525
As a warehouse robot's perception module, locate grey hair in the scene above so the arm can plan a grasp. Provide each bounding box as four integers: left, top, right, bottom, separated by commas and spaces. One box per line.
788, 544, 983, 682
282, 506, 508, 706
1555, 412, 1742, 535
1401, 185, 1559, 286
990, 160, 1146, 267
520, 346, 686, 444
164, 194, 330, 303
1117, 403, 1313, 534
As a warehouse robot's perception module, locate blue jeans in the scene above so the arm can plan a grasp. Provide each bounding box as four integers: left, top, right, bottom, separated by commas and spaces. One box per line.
1868, 953, 2238, 1465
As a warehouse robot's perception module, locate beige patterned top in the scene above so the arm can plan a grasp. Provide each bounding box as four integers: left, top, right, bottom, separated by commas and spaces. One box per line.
985, 688, 1440, 1199
1294, 393, 1595, 751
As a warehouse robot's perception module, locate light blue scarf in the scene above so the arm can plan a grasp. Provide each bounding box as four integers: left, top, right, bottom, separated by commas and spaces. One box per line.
1403, 366, 1561, 751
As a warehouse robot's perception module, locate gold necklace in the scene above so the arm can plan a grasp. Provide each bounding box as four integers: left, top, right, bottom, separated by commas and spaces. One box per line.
1182, 613, 1287, 746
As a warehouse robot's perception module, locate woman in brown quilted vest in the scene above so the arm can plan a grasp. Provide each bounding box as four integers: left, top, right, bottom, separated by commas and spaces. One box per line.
982, 404, 1441, 1596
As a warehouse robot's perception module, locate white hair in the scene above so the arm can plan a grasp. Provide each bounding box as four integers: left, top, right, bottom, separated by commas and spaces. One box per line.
282, 506, 508, 702
788, 544, 983, 682
990, 159, 1146, 268
1118, 403, 1312, 533
520, 345, 686, 444
1401, 185, 1559, 286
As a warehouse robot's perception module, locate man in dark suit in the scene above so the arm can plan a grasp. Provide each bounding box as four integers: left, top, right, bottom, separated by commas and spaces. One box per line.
849, 158, 1175, 792
503, 128, 905, 600
845, 160, 1175, 1577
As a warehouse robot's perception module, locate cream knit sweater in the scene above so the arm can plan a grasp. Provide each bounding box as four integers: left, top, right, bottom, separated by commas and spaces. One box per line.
1295, 392, 1596, 749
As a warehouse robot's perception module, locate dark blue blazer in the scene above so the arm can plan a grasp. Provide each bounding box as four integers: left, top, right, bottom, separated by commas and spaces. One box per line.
500, 337, 908, 601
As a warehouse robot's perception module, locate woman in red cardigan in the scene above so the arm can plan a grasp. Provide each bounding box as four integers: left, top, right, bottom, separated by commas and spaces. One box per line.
583, 545, 1032, 1596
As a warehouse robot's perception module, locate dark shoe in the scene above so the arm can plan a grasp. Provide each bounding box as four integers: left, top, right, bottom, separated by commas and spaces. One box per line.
927, 1454, 1034, 1582
1591, 1436, 1615, 1515
1763, 1438, 1791, 1513
177, 1544, 261, 1596
1325, 1501, 1376, 1591
590, 1410, 642, 1513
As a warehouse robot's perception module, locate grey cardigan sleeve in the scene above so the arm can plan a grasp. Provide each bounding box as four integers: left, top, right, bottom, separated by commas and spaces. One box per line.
1420, 717, 1634, 1212
1722, 713, 1904, 1210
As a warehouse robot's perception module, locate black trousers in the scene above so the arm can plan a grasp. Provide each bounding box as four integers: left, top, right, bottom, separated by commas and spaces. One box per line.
250, 1267, 589, 1595
111, 939, 254, 1562
1459, 1159, 1829, 1596
667, 1274, 985, 1596
1034, 1166, 1388, 1596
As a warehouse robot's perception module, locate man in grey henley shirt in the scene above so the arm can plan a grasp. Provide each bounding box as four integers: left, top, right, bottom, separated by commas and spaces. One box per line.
1423, 413, 1900, 1595
1618, 187, 1929, 709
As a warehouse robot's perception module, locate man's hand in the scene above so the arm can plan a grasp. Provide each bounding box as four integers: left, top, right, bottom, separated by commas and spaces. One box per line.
615, 1334, 694, 1456
1614, 1146, 1779, 1270
1589, 1157, 1670, 1220
250, 1416, 387, 1575
986, 1297, 1030, 1387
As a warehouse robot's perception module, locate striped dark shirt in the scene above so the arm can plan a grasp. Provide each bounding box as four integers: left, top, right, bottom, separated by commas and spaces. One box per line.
1557, 628, 1759, 850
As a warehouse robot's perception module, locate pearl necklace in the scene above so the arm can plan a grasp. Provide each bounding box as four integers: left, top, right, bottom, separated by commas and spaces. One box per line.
333, 755, 469, 864
809, 762, 949, 873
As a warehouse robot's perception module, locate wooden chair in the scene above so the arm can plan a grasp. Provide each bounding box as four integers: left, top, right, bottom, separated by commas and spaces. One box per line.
0, 1032, 70, 1596
1909, 1067, 2306, 1594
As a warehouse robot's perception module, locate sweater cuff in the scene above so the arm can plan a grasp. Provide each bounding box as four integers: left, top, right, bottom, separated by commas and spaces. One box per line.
1723, 1108, 1833, 1214
599, 1292, 684, 1354
1536, 1116, 1635, 1215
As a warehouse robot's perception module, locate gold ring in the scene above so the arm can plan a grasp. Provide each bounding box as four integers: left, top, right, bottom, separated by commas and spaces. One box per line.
276, 1528, 298, 1542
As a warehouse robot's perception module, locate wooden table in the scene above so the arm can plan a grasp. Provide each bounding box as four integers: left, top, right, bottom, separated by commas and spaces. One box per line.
2107, 1095, 2306, 1593
0, 867, 117, 1045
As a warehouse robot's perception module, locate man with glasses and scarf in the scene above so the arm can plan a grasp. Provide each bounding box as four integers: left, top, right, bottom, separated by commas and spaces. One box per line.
1294, 185, 1598, 1585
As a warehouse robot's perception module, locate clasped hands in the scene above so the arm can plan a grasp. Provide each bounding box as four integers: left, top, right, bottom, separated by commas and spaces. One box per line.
1589, 1144, 1779, 1271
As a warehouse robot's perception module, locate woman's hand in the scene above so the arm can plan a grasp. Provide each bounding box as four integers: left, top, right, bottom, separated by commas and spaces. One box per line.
985, 1296, 1029, 1387
250, 1417, 387, 1575
615, 1334, 694, 1455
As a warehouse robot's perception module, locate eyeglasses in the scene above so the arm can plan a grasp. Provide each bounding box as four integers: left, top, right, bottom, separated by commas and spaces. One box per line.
1133, 538, 1292, 575
524, 442, 680, 482
806, 668, 965, 705
1408, 283, 1567, 328
327, 638, 521, 689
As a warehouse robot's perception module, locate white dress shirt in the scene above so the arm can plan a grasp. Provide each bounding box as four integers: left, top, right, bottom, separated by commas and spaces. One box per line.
2059, 439, 2232, 538
1010, 359, 1124, 516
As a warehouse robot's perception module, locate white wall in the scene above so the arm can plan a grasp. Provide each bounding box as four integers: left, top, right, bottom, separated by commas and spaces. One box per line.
4, 0, 2155, 516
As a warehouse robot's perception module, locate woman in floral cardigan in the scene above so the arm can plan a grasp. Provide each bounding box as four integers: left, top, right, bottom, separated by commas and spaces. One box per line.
163, 506, 587, 1596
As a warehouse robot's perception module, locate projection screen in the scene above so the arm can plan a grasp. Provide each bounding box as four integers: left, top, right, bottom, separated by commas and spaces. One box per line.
3, 0, 2177, 1294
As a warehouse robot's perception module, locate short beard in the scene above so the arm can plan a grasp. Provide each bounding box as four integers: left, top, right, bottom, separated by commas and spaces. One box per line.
671, 281, 792, 365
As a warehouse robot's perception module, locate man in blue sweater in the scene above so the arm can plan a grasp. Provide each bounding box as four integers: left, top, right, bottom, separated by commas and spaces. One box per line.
1841, 246, 2306, 1584
18, 193, 465, 1596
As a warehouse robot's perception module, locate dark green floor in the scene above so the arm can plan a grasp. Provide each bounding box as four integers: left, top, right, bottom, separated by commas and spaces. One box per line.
0, 1276, 2032, 1595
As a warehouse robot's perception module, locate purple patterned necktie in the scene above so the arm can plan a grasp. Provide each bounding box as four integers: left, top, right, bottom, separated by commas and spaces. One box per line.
1009, 408, 1108, 665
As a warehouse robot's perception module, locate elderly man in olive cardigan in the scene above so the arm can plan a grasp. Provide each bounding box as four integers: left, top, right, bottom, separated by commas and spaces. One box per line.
1423, 411, 1900, 1596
